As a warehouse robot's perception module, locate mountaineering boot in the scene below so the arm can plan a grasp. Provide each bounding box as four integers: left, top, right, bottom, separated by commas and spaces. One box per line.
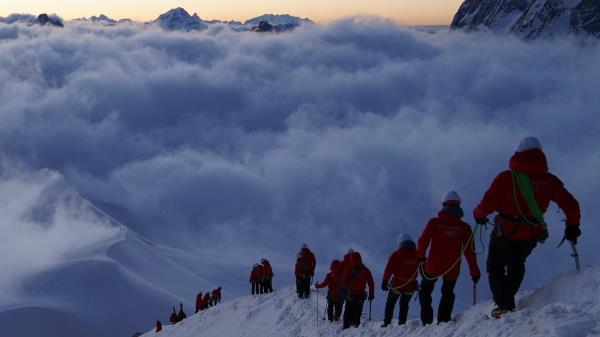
380, 323, 391, 328
491, 307, 509, 319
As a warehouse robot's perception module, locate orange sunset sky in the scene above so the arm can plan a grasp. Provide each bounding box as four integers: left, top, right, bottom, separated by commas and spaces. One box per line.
0, 0, 465, 25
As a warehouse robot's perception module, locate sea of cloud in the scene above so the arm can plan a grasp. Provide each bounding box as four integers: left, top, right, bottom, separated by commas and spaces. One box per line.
0, 17, 599, 309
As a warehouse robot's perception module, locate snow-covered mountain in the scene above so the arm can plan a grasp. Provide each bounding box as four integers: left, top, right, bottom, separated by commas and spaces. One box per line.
90, 14, 117, 25
245, 14, 313, 32
451, 0, 600, 38
244, 14, 313, 26
142, 265, 600, 337
153, 7, 208, 31
0, 170, 251, 337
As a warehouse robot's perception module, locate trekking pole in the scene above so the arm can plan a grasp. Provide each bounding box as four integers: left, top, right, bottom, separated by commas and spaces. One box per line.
472, 282, 477, 306
368, 299, 372, 321
316, 288, 319, 327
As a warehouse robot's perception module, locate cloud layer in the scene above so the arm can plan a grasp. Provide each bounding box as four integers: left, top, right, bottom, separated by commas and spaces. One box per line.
0, 18, 599, 308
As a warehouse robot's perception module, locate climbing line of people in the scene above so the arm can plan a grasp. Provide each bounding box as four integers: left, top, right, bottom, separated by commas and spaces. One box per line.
153, 287, 222, 333
309, 137, 581, 328
250, 258, 275, 294
150, 136, 581, 333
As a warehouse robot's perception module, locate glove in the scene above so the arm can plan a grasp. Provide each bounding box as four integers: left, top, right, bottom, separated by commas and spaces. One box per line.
418, 256, 427, 264
368, 295, 375, 301
472, 274, 480, 284
564, 225, 581, 244
475, 217, 489, 225
381, 279, 389, 292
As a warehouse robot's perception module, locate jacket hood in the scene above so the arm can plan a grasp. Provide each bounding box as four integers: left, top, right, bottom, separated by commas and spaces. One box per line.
350, 252, 363, 268
509, 149, 548, 174
330, 259, 341, 272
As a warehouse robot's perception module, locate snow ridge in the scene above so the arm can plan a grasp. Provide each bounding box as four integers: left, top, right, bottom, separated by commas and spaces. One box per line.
451, 0, 600, 38
143, 265, 600, 337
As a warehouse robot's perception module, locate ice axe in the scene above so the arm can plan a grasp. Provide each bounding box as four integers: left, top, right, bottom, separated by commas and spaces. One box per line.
569, 241, 581, 272
558, 237, 581, 272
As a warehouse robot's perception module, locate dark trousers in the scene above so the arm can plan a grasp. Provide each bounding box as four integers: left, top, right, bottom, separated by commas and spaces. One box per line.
487, 235, 536, 310
262, 278, 273, 293
343, 293, 366, 329
384, 291, 412, 325
296, 274, 311, 298
419, 278, 457, 324
326, 296, 344, 321
252, 282, 260, 295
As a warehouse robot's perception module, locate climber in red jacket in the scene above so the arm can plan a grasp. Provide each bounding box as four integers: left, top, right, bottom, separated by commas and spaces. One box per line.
334, 248, 354, 310
155, 320, 162, 332
295, 244, 316, 299
169, 307, 178, 324
417, 191, 480, 325
261, 258, 274, 293
250, 263, 264, 295
473, 137, 580, 318
195, 292, 203, 313
202, 292, 211, 309
337, 249, 354, 278
381, 233, 419, 327
315, 260, 344, 322
341, 251, 375, 329
211, 287, 222, 305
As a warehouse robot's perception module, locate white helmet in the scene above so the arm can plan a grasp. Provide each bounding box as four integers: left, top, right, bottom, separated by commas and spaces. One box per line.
516, 137, 542, 153
397, 233, 413, 246
442, 190, 461, 205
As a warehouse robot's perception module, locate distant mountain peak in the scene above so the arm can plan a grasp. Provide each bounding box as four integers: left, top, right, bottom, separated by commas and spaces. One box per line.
89, 14, 117, 24
244, 14, 313, 26
244, 14, 313, 33
36, 13, 64, 27
154, 7, 208, 31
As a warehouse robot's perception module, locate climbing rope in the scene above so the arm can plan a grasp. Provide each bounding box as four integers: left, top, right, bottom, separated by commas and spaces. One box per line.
419, 223, 484, 281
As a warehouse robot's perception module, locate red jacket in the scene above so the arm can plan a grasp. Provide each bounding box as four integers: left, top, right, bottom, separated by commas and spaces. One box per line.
262, 261, 274, 278
195, 293, 203, 311
474, 149, 580, 241
342, 252, 375, 299
156, 321, 162, 332
295, 248, 316, 276
383, 246, 419, 293
336, 252, 352, 279
316, 260, 344, 301
202, 293, 211, 305
250, 265, 265, 283
417, 212, 480, 280
211, 288, 221, 301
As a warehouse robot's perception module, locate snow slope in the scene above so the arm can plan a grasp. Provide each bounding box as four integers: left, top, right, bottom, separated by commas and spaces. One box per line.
143, 265, 600, 337
0, 170, 248, 337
